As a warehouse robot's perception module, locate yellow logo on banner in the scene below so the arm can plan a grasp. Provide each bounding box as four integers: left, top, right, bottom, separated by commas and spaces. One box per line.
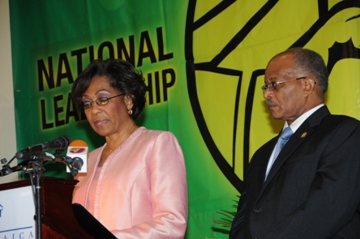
185, 1, 360, 191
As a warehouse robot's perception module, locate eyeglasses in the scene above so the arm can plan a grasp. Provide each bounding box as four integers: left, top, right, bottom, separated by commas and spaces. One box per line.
81, 93, 125, 109
261, 76, 307, 93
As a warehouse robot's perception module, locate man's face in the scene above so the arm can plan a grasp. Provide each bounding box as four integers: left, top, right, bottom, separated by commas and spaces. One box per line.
263, 53, 308, 125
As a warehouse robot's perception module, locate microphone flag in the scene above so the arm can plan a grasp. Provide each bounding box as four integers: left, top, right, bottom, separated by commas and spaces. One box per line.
66, 140, 88, 174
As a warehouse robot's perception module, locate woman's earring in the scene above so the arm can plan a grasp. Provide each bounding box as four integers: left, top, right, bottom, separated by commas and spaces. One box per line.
128, 109, 133, 115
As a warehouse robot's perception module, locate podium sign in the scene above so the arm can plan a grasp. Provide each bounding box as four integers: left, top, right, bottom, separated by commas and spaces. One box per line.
0, 177, 95, 239
0, 185, 35, 238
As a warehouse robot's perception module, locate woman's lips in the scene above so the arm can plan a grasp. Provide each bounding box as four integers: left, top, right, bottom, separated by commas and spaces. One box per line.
94, 119, 108, 127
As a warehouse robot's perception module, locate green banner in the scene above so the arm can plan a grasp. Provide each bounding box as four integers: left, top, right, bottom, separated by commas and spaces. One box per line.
10, 0, 360, 238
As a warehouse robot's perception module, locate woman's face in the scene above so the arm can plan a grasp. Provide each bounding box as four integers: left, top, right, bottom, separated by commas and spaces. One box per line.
81, 75, 133, 137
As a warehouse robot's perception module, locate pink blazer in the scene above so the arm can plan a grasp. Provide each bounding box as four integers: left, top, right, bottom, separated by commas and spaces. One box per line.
72, 127, 188, 238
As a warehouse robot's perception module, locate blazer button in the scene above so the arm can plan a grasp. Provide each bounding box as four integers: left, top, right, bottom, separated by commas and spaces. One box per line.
252, 208, 262, 213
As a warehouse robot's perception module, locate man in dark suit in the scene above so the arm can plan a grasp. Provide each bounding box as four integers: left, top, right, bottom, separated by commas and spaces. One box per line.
229, 48, 360, 239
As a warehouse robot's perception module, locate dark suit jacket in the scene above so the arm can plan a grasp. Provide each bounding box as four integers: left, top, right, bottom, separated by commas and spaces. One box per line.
230, 106, 360, 239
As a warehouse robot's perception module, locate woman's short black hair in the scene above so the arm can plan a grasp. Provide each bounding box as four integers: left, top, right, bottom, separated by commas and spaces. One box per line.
71, 59, 146, 120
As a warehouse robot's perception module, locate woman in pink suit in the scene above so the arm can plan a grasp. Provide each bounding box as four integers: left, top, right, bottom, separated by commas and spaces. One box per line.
71, 59, 187, 238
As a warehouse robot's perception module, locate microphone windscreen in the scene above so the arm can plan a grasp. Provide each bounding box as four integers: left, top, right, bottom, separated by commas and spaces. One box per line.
62, 136, 73, 148
66, 140, 88, 174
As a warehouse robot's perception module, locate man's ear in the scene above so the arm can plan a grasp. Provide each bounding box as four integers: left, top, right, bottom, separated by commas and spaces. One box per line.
303, 77, 317, 95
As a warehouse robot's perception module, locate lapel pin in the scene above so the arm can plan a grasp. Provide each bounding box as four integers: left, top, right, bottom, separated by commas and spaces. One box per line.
301, 132, 307, 138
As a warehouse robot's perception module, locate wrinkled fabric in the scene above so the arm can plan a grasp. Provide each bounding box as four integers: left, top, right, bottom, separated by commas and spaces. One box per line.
73, 127, 188, 238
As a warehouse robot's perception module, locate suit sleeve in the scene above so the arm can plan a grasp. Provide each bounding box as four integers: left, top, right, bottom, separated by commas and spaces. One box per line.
229, 190, 246, 238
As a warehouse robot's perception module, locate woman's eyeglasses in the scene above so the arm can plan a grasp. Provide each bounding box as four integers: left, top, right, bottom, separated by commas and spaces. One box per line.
81, 93, 125, 109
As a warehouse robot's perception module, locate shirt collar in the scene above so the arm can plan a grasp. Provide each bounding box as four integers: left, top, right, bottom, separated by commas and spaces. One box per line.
284, 104, 324, 133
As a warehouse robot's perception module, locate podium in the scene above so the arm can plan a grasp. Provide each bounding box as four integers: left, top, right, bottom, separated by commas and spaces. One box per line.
0, 177, 95, 239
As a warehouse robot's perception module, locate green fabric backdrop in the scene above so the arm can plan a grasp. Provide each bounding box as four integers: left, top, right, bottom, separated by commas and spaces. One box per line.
10, 1, 360, 238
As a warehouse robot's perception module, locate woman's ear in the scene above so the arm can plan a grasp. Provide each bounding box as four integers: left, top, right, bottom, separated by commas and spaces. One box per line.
124, 94, 134, 110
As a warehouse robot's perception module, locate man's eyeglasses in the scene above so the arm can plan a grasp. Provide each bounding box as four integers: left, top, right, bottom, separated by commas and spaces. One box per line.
261, 76, 307, 93
81, 93, 125, 109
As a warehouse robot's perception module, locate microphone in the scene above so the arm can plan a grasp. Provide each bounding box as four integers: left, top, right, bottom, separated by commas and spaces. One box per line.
15, 151, 45, 161
0, 161, 29, 177
15, 151, 68, 163
15, 142, 87, 177
66, 140, 88, 176
20, 135, 72, 154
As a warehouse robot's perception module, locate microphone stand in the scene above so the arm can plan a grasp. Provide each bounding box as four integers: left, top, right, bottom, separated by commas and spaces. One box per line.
28, 155, 79, 239
30, 161, 45, 239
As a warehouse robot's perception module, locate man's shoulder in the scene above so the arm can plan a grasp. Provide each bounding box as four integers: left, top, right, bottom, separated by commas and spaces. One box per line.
323, 113, 360, 127
308, 105, 360, 128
